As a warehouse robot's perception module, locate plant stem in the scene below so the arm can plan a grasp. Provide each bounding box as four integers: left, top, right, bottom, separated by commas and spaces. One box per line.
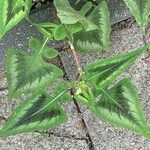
69, 41, 83, 78
141, 22, 150, 63
64, 24, 82, 79
37, 37, 49, 56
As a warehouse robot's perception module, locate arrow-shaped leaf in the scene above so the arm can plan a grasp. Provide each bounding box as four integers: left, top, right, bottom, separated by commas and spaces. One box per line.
0, 91, 68, 137
54, 0, 97, 31
123, 0, 150, 33
6, 48, 63, 98
0, 0, 31, 39
54, 22, 83, 40
73, 1, 111, 53
92, 78, 150, 138
84, 46, 147, 90
33, 22, 58, 39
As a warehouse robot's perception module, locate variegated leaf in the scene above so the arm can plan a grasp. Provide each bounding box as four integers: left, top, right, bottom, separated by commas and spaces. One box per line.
73, 1, 111, 53
54, 0, 97, 31
93, 78, 150, 138
6, 48, 63, 98
33, 22, 58, 39
0, 91, 68, 137
85, 46, 147, 90
0, 0, 31, 39
123, 0, 150, 33
54, 22, 83, 40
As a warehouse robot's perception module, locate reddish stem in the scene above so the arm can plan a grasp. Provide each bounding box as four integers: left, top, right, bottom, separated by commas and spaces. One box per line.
142, 24, 150, 63
69, 42, 82, 78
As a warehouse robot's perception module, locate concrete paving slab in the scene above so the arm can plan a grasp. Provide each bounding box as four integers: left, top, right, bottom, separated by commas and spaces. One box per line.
0, 2, 149, 150
0, 4, 63, 68
51, 101, 87, 139
0, 88, 88, 149
46, 134, 89, 150
84, 111, 150, 150
0, 132, 88, 150
60, 23, 150, 149
0, 70, 6, 90
0, 4, 89, 149
0, 1, 133, 68
0, 132, 53, 150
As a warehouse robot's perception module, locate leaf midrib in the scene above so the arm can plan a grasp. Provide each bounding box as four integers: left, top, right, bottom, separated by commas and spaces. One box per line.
15, 89, 68, 126
88, 58, 130, 80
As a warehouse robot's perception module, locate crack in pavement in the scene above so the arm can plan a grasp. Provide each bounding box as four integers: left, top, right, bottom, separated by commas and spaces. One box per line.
0, 87, 7, 91
37, 131, 87, 141
0, 69, 7, 91
0, 116, 7, 124
57, 55, 95, 150
0, 54, 95, 149
72, 97, 95, 150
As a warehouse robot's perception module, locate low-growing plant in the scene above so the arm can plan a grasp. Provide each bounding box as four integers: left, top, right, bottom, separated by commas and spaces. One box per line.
0, 0, 150, 139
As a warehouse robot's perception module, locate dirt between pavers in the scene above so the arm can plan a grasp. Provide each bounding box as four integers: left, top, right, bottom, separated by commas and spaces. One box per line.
0, 69, 7, 90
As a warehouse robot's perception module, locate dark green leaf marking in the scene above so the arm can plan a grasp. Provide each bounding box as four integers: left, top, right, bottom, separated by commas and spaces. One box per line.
6, 48, 63, 98
73, 1, 111, 53
0, 92, 68, 137
92, 78, 150, 138
0, 0, 31, 38
98, 84, 136, 123
85, 46, 147, 90
13, 95, 61, 127
123, 0, 150, 33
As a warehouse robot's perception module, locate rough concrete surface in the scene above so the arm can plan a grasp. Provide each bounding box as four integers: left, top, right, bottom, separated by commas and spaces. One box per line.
0, 70, 6, 90
0, 3, 150, 150
0, 129, 88, 150
0, 86, 88, 149
61, 23, 150, 150
0, 5, 89, 150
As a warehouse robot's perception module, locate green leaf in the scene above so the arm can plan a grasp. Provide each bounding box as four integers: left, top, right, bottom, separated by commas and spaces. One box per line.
0, 0, 31, 39
74, 81, 95, 108
6, 48, 63, 98
66, 22, 83, 35
54, 0, 98, 31
89, 0, 111, 50
123, 0, 150, 33
28, 37, 59, 59
73, 1, 111, 53
54, 24, 68, 40
33, 22, 58, 39
53, 83, 72, 103
73, 29, 103, 53
93, 78, 150, 138
85, 46, 147, 90
0, 92, 68, 137
54, 22, 83, 40
79, 2, 93, 16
